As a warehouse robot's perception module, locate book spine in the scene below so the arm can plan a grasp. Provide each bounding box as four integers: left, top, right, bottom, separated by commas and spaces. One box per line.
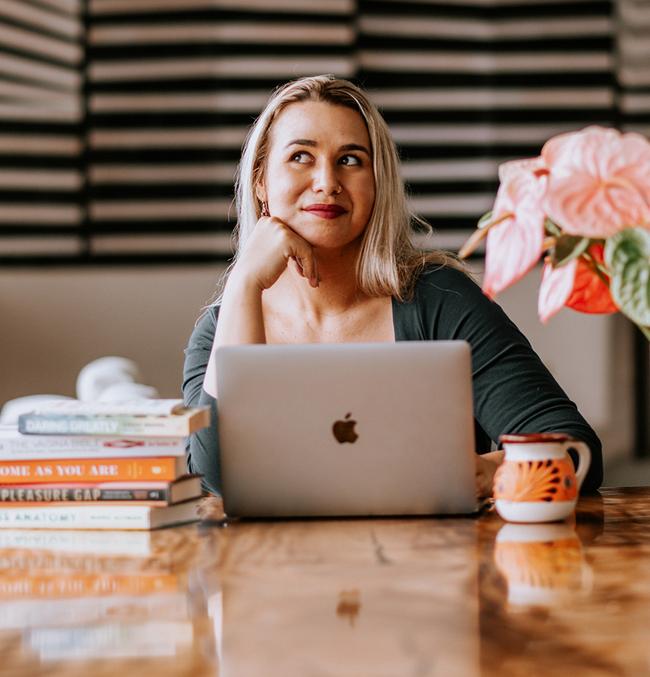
18, 414, 190, 437
0, 458, 182, 484
0, 485, 171, 503
0, 505, 154, 530
0, 436, 186, 459
30, 399, 183, 416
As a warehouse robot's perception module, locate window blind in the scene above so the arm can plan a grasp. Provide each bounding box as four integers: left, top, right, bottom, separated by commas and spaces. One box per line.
2, 0, 647, 265
0, 0, 83, 264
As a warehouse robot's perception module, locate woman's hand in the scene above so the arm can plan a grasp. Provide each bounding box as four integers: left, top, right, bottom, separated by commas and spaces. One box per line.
475, 451, 504, 498
233, 215, 319, 291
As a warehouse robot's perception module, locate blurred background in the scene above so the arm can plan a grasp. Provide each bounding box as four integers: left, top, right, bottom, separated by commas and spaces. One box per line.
0, 0, 648, 482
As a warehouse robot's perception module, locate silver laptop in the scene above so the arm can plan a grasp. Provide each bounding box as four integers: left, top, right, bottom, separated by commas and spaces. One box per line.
215, 341, 478, 518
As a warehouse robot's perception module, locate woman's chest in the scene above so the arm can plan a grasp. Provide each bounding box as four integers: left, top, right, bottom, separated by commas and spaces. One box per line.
263, 297, 395, 344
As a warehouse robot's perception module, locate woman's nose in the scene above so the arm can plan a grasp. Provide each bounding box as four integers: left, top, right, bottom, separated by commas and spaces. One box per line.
311, 161, 341, 195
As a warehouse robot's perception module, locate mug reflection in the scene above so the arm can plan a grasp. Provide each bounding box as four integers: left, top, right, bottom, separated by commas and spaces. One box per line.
494, 522, 593, 607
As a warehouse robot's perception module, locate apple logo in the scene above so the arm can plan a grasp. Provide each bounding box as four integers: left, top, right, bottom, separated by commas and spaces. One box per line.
332, 413, 358, 444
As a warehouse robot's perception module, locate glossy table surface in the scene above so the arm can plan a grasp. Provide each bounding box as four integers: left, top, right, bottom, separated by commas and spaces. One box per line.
0, 487, 649, 676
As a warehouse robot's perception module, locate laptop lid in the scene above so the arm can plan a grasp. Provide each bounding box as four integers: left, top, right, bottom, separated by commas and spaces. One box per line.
215, 341, 477, 517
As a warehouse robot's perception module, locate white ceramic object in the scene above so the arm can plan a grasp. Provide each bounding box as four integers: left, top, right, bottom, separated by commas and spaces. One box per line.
493, 433, 591, 523
76, 356, 141, 402
97, 382, 159, 402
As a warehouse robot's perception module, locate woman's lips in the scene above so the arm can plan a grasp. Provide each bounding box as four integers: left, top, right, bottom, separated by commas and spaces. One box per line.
303, 204, 347, 219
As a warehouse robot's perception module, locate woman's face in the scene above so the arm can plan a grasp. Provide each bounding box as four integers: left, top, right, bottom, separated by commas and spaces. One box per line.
259, 100, 376, 250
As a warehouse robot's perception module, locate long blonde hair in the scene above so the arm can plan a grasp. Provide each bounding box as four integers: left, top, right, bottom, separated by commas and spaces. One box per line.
220, 74, 462, 303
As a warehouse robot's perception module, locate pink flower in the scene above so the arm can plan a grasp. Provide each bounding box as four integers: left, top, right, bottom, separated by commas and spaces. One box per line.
542, 126, 650, 238
538, 258, 576, 323
482, 157, 547, 298
538, 244, 618, 323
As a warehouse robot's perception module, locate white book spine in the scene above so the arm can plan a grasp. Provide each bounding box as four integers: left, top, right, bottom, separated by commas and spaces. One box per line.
30, 399, 184, 416
18, 416, 193, 437
0, 435, 186, 460
0, 505, 153, 530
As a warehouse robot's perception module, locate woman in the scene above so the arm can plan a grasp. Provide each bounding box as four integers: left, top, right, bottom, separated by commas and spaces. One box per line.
183, 74, 602, 498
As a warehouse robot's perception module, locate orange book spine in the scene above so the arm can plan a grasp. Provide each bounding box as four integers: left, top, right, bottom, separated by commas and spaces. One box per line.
0, 457, 182, 484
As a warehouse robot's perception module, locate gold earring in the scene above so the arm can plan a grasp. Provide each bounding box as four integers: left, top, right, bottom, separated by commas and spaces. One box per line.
261, 201, 269, 216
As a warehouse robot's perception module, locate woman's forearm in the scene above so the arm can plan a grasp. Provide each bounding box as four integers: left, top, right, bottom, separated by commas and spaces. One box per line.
481, 450, 504, 465
204, 271, 266, 397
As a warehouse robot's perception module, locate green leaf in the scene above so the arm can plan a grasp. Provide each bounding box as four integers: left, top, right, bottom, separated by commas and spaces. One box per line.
605, 227, 650, 272
544, 218, 562, 237
605, 228, 650, 326
551, 235, 590, 268
477, 210, 493, 229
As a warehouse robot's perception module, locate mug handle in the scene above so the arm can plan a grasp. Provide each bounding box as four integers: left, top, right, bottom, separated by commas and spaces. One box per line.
564, 441, 591, 490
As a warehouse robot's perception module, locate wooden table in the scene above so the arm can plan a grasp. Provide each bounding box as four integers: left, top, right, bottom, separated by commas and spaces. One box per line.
0, 487, 648, 676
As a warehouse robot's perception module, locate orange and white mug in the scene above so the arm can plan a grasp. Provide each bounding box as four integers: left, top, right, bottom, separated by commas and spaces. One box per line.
493, 433, 591, 523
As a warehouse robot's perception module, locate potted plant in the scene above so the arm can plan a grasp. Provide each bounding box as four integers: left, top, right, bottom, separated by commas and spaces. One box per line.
459, 126, 650, 339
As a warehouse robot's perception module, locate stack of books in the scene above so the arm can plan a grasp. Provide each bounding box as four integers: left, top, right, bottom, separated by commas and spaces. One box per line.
0, 399, 210, 530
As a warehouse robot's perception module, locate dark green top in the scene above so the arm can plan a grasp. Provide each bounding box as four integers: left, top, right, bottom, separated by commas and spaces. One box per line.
182, 265, 603, 495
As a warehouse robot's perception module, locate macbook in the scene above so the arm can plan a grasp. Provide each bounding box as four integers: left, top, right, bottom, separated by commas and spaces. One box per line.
215, 341, 478, 517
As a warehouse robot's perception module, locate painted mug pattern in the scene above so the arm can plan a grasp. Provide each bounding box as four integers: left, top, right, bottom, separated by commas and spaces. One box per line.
494, 457, 577, 503
493, 433, 591, 523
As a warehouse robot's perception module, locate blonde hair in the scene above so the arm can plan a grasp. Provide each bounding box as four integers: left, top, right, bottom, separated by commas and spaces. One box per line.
220, 74, 463, 303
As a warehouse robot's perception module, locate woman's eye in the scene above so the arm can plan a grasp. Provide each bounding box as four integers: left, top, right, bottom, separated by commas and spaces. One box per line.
290, 151, 311, 163
340, 154, 361, 166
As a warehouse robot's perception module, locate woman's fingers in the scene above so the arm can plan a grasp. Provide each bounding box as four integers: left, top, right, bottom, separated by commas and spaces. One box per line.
475, 455, 496, 498
238, 215, 319, 290
295, 253, 319, 287
287, 238, 318, 287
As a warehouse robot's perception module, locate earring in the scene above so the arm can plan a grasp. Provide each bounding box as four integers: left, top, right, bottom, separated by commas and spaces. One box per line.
261, 201, 270, 216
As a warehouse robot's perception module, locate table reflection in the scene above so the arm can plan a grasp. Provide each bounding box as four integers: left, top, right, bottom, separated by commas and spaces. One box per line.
217, 519, 481, 677
2, 490, 648, 677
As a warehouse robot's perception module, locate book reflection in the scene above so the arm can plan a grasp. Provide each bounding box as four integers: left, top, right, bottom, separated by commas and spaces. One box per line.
0, 529, 203, 664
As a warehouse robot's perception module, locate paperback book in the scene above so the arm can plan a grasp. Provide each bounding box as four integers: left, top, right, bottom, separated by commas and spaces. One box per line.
0, 456, 188, 484
0, 425, 187, 460
0, 497, 203, 530
18, 400, 210, 437
0, 476, 202, 505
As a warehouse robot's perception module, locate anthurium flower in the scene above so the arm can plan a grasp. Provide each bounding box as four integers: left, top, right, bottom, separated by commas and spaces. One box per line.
565, 243, 618, 314
538, 244, 618, 322
538, 258, 577, 323
482, 157, 547, 298
542, 126, 650, 238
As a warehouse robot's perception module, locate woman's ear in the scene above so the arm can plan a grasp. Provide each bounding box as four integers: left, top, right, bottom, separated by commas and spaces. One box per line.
255, 181, 266, 203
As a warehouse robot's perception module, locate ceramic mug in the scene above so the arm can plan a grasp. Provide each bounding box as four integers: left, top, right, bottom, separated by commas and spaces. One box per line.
493, 433, 591, 523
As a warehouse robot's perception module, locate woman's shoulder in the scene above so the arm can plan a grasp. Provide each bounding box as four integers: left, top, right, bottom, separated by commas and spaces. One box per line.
411, 261, 482, 300
406, 260, 509, 337
186, 304, 220, 350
